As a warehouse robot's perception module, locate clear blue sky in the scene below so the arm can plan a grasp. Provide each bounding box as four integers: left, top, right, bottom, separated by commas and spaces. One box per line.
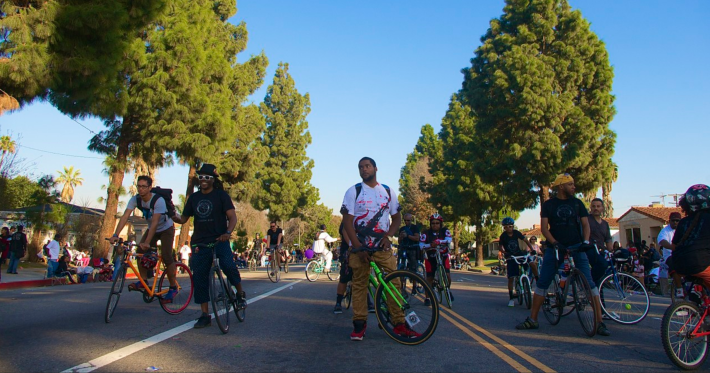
2, 0, 708, 229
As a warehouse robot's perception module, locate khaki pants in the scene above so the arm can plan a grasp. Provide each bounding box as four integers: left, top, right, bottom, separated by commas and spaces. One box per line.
348, 249, 404, 325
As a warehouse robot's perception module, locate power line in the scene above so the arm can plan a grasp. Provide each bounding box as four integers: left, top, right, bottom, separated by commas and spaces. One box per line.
70, 117, 99, 135
17, 144, 104, 159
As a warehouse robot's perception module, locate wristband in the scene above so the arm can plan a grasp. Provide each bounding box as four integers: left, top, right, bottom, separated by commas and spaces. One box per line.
112, 234, 118, 238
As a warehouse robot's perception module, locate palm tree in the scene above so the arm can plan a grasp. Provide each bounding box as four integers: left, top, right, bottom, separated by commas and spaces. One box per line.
56, 166, 84, 203
0, 135, 17, 171
602, 164, 618, 218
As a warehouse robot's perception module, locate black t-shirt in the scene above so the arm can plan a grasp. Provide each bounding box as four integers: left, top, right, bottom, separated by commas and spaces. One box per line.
399, 224, 420, 249
266, 228, 283, 246
421, 227, 450, 258
588, 217, 612, 250
672, 212, 710, 276
182, 189, 235, 245
541, 197, 588, 246
499, 230, 526, 258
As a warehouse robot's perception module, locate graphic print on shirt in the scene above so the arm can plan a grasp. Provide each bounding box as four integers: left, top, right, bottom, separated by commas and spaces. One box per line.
354, 196, 390, 249
421, 228, 451, 258
196, 199, 213, 219
341, 183, 400, 250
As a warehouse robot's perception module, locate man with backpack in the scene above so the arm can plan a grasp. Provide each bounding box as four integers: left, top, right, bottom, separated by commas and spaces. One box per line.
110, 175, 179, 303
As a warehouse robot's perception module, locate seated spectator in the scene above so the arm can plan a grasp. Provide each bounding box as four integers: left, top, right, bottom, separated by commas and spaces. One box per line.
56, 255, 77, 284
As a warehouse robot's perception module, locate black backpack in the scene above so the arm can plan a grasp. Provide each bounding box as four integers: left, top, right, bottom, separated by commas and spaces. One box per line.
354, 183, 391, 201
135, 187, 176, 219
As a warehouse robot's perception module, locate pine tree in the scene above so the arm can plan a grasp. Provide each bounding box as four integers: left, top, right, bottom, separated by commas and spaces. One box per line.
399, 124, 439, 224
460, 0, 616, 208
254, 63, 317, 222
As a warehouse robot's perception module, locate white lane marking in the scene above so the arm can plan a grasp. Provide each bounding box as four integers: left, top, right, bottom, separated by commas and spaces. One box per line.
62, 279, 303, 373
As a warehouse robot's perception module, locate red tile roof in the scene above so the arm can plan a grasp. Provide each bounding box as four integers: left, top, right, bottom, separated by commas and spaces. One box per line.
617, 206, 683, 224
522, 217, 619, 235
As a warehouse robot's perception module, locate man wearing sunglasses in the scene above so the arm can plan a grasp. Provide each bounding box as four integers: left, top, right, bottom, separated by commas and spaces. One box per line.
398, 213, 421, 273
172, 163, 244, 329
264, 222, 283, 274
658, 211, 682, 298
110, 175, 179, 303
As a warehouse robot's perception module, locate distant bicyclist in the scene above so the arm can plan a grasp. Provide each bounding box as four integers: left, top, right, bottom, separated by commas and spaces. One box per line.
668, 185, 710, 292
499, 217, 538, 307
312, 224, 339, 273
110, 175, 178, 303
171, 164, 245, 329
263, 222, 283, 271
420, 213, 454, 305
515, 173, 610, 336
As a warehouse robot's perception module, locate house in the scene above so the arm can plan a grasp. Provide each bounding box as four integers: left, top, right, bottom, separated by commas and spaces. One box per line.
616, 206, 682, 246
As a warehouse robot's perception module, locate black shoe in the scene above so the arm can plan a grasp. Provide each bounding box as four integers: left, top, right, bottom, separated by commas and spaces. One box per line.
596, 322, 611, 336
515, 317, 539, 330
367, 304, 375, 313
449, 290, 454, 302
333, 304, 343, 314
193, 315, 212, 329
424, 298, 431, 307
236, 291, 247, 309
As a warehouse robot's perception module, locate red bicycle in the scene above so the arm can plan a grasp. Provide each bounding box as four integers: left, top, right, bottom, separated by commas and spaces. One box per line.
661, 277, 710, 370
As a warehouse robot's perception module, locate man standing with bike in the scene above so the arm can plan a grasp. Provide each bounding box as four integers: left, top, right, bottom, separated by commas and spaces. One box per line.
420, 213, 454, 305
110, 176, 179, 303
398, 213, 421, 273
588, 198, 612, 296
499, 217, 538, 307
171, 164, 245, 329
341, 157, 413, 341
515, 173, 611, 336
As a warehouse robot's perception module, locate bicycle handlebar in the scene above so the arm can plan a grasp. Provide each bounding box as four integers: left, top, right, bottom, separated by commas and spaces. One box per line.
507, 255, 533, 264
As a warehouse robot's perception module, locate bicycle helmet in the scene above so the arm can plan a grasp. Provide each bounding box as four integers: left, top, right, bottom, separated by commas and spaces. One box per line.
502, 217, 515, 226
429, 213, 444, 222
684, 184, 710, 212
140, 251, 159, 269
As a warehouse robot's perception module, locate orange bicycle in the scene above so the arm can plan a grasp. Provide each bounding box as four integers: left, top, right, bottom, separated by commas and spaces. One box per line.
105, 238, 194, 323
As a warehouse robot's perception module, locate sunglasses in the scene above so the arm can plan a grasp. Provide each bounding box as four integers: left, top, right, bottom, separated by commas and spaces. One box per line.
431, 221, 441, 224
270, 225, 276, 228
671, 219, 680, 223
197, 175, 214, 180
504, 225, 513, 228
404, 219, 411, 222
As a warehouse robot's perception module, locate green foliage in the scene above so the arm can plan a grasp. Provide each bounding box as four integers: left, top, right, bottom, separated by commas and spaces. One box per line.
254, 63, 318, 221
399, 125, 439, 224
0, 175, 43, 209
460, 0, 616, 208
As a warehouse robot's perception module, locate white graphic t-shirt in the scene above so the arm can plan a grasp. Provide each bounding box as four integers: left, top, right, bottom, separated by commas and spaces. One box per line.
341, 183, 400, 250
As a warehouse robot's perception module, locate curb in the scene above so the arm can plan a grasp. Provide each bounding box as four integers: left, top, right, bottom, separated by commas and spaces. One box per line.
0, 272, 139, 291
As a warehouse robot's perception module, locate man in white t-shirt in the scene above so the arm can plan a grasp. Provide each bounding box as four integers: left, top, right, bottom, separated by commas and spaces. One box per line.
341, 157, 413, 341
179, 240, 191, 265
658, 212, 682, 297
46, 234, 62, 278
312, 224, 339, 272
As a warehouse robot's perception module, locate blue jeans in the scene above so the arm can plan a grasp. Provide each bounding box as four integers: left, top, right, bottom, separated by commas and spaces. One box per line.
7, 252, 20, 273
190, 241, 242, 305
112, 257, 122, 281
46, 259, 58, 278
586, 247, 609, 286
535, 244, 599, 296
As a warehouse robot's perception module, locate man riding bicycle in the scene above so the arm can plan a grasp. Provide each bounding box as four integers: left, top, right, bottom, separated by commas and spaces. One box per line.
313, 224, 339, 273
398, 213, 421, 273
668, 185, 710, 294
263, 222, 283, 274
420, 213, 454, 306
499, 217, 539, 307
171, 164, 245, 329
515, 173, 610, 336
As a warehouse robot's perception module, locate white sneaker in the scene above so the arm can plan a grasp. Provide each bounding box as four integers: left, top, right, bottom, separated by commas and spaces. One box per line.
676, 288, 685, 298
508, 299, 515, 307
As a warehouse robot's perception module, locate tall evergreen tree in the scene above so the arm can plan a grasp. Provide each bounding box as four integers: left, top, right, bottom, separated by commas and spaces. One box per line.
460, 0, 616, 209
399, 124, 439, 224
254, 63, 317, 222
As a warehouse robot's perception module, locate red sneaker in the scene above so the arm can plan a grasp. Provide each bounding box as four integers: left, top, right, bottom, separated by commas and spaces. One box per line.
350, 321, 366, 341
393, 323, 422, 338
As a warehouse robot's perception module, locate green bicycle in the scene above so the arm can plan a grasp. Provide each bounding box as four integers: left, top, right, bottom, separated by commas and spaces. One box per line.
305, 254, 340, 282
352, 249, 439, 345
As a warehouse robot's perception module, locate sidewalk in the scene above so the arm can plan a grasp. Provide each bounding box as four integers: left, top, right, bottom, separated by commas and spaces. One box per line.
0, 263, 55, 291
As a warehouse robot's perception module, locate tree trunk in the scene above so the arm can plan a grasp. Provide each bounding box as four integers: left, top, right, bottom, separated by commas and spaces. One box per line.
602, 185, 613, 218
28, 209, 46, 262
539, 186, 550, 205
177, 164, 197, 248
96, 138, 130, 259
475, 221, 484, 267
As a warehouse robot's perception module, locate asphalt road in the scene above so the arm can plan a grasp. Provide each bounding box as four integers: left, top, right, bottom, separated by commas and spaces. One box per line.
0, 263, 693, 372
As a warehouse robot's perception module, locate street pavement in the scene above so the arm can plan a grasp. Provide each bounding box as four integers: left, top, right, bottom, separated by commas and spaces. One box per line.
0, 263, 693, 372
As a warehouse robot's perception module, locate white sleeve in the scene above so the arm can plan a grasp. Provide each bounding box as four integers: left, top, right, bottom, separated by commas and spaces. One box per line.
323, 232, 338, 243
340, 186, 357, 216
125, 196, 137, 211
152, 196, 167, 215
441, 229, 452, 244
389, 188, 400, 215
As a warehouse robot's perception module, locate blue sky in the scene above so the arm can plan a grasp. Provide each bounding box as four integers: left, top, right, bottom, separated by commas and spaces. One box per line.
2, 0, 708, 229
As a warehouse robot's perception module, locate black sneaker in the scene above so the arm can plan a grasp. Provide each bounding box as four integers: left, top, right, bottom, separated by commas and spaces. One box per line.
424, 298, 431, 307
236, 291, 247, 309
515, 317, 539, 330
449, 290, 455, 302
193, 315, 211, 329
334, 304, 343, 314
596, 322, 611, 336
367, 304, 375, 313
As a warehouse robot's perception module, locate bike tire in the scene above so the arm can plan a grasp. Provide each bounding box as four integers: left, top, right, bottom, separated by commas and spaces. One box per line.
231, 285, 246, 322
438, 267, 452, 309
542, 278, 561, 325
375, 270, 439, 345
344, 282, 352, 309
571, 270, 597, 337
560, 279, 576, 317
158, 262, 193, 315
105, 265, 126, 323
328, 261, 341, 281
515, 277, 523, 306
599, 272, 649, 325
305, 261, 320, 282
661, 300, 709, 370
522, 276, 532, 310
248, 259, 256, 272
210, 267, 230, 334
284, 260, 289, 273
267, 260, 279, 283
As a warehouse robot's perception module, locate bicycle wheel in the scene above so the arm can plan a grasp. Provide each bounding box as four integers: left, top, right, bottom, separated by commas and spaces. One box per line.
328, 261, 341, 281
248, 259, 256, 272
344, 282, 352, 309
570, 270, 597, 337
515, 277, 523, 306
561, 279, 576, 317
231, 286, 246, 322
599, 272, 649, 325
158, 262, 194, 315
438, 267, 452, 309
522, 276, 532, 310
105, 265, 126, 323
210, 267, 230, 334
305, 261, 321, 282
542, 278, 562, 325
661, 300, 709, 370
267, 259, 279, 283
375, 271, 439, 345
284, 259, 289, 273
